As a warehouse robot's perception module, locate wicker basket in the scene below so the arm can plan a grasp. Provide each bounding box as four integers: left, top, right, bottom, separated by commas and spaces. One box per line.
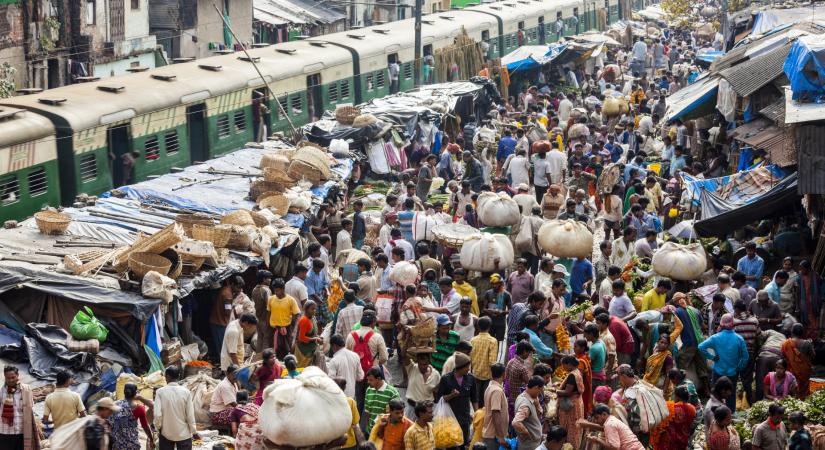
192, 224, 232, 248
410, 316, 437, 338
432, 223, 482, 249
258, 194, 289, 216
221, 210, 256, 227
249, 210, 269, 227
352, 113, 378, 128
128, 252, 172, 279
34, 211, 72, 235
335, 105, 361, 125
179, 253, 206, 271
287, 146, 331, 185
250, 180, 286, 199
113, 223, 184, 272
227, 226, 253, 250
263, 167, 294, 184
260, 153, 291, 171
175, 213, 213, 237
296, 140, 325, 151
183, 364, 212, 378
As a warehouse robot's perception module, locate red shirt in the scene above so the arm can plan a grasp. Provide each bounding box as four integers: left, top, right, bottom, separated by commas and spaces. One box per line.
609, 316, 634, 354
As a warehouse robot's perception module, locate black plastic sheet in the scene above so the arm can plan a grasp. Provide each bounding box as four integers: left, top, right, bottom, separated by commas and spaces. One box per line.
0, 324, 98, 382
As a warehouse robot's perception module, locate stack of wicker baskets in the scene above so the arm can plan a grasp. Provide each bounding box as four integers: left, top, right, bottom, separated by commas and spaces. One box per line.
175, 213, 213, 238
34, 211, 72, 235
191, 223, 232, 248
128, 252, 172, 279
287, 146, 331, 185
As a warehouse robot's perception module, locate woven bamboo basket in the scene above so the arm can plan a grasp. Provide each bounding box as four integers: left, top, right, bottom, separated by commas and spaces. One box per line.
256, 191, 279, 203
227, 226, 253, 250
249, 210, 269, 227
296, 140, 325, 151
250, 180, 286, 199
192, 224, 232, 248
175, 213, 213, 237
34, 211, 72, 235
287, 147, 331, 185
258, 194, 289, 216
179, 254, 206, 272
260, 153, 291, 171
113, 223, 184, 271
221, 210, 256, 227
128, 252, 172, 279
410, 316, 437, 338
352, 113, 378, 128
335, 105, 361, 125
432, 223, 482, 249
263, 167, 294, 184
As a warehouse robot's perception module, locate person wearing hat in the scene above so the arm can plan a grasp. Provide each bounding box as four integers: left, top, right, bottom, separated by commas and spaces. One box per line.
435, 350, 477, 448
512, 183, 539, 218
482, 274, 511, 341
698, 313, 749, 411
62, 397, 119, 450
432, 314, 461, 373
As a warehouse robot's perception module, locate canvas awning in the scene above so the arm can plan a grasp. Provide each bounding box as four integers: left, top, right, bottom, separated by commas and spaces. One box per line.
501, 44, 567, 72
663, 75, 719, 123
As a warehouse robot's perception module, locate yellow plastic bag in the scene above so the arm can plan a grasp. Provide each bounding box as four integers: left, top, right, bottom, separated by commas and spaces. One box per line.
433, 398, 464, 448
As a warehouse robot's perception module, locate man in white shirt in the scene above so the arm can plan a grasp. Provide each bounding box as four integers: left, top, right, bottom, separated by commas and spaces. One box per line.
285, 264, 309, 307
610, 227, 637, 269
220, 314, 258, 371
513, 184, 539, 217
546, 148, 567, 185
504, 149, 531, 188
336, 218, 353, 258
155, 366, 198, 448
327, 334, 364, 398
599, 266, 622, 309
384, 229, 414, 261
557, 94, 573, 122
208, 366, 238, 426
379, 212, 398, 249
637, 114, 654, 137
634, 230, 658, 258
631, 37, 648, 74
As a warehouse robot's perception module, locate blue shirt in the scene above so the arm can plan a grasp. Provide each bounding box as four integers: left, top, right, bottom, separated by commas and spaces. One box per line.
524, 328, 554, 360
438, 149, 454, 178
670, 155, 687, 174
697, 328, 749, 377
736, 255, 764, 289
397, 210, 416, 242
674, 306, 702, 348
305, 269, 329, 299
497, 136, 517, 161
764, 280, 781, 303
570, 258, 593, 296
605, 143, 622, 163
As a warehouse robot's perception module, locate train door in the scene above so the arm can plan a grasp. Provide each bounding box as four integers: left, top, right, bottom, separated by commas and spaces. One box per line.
306, 74, 323, 122
538, 16, 546, 45
107, 125, 131, 187
187, 103, 207, 164
250, 88, 271, 142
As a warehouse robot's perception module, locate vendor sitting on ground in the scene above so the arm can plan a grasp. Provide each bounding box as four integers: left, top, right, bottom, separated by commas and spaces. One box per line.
209, 365, 239, 427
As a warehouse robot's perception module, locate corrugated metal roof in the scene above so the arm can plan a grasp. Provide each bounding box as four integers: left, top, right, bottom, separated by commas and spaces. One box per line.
738, 125, 795, 167
759, 98, 786, 124
729, 118, 771, 140
719, 43, 792, 97
253, 0, 345, 25
795, 124, 825, 194
710, 46, 747, 73
784, 86, 825, 124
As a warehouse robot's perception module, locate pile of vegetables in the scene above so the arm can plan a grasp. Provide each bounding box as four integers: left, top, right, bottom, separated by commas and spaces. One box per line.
353, 180, 393, 197
428, 193, 451, 205
746, 393, 823, 433
560, 300, 592, 318
622, 258, 654, 299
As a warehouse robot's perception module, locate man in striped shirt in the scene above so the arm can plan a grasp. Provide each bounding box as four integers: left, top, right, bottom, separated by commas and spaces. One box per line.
732, 300, 759, 404
404, 401, 435, 450
364, 367, 400, 435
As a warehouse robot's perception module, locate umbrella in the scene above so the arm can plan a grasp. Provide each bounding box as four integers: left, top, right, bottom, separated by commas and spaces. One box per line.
668, 220, 698, 239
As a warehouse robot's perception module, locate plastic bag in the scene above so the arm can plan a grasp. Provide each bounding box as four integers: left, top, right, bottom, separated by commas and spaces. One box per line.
433, 398, 464, 448
69, 306, 108, 343
141, 271, 178, 304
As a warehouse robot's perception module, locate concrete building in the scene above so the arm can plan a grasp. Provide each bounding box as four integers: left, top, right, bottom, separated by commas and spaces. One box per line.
150, 0, 254, 60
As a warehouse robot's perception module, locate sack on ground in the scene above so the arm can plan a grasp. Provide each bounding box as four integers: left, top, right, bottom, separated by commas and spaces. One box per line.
260, 366, 353, 447
460, 233, 514, 272
537, 220, 593, 258
651, 242, 707, 281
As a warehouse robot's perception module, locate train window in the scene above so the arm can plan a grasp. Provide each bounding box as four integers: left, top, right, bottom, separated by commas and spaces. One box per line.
217, 115, 231, 138
329, 84, 339, 103
27, 167, 48, 197
165, 131, 179, 155
366, 74, 374, 92
518, 21, 524, 30
340, 81, 350, 99
79, 153, 97, 182
234, 110, 246, 133
145, 136, 160, 160
290, 95, 302, 115
0, 176, 19, 205
376, 70, 385, 88
403, 63, 412, 80
277, 97, 288, 119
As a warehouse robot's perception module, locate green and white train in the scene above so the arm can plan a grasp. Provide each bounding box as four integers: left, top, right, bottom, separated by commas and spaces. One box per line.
0, 0, 622, 222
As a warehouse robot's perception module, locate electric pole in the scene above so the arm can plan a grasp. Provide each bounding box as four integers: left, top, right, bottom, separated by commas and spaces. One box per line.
413, 0, 423, 87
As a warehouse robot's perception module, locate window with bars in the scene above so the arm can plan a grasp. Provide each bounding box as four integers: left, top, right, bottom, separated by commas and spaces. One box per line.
217, 115, 230, 138
234, 110, 246, 132
403, 63, 413, 80
145, 136, 160, 159
291, 95, 302, 115
0, 176, 19, 205
165, 131, 179, 155
27, 167, 48, 197
376, 70, 385, 88
79, 153, 97, 182
277, 97, 288, 119
366, 74, 374, 91
340, 81, 350, 99
329, 83, 339, 103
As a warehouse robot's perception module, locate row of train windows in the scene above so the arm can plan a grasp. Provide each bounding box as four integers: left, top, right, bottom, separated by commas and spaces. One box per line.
365, 71, 386, 92
0, 167, 49, 205
277, 96, 303, 119
328, 81, 351, 103
145, 131, 181, 159
217, 111, 247, 139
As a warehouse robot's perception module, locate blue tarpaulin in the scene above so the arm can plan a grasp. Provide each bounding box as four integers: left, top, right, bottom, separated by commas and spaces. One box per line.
682, 164, 786, 218
784, 35, 825, 102
501, 44, 567, 72
696, 51, 724, 64
663, 74, 719, 123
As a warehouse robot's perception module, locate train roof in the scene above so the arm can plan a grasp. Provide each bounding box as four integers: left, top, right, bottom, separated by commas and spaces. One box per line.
0, 108, 55, 147
0, 40, 352, 132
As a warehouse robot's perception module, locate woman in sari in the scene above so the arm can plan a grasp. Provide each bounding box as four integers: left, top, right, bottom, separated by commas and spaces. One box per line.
797, 260, 823, 338
763, 358, 798, 401
294, 300, 322, 368
652, 386, 696, 450
667, 369, 702, 421
556, 355, 585, 449
250, 349, 281, 405
643, 336, 674, 399
573, 338, 594, 415
230, 391, 263, 450
781, 323, 813, 398
707, 405, 740, 450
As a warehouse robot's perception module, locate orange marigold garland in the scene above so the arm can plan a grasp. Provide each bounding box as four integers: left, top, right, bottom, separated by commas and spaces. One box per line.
650, 400, 676, 450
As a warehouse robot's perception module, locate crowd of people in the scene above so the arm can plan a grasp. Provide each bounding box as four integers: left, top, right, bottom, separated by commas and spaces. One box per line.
2, 15, 823, 450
